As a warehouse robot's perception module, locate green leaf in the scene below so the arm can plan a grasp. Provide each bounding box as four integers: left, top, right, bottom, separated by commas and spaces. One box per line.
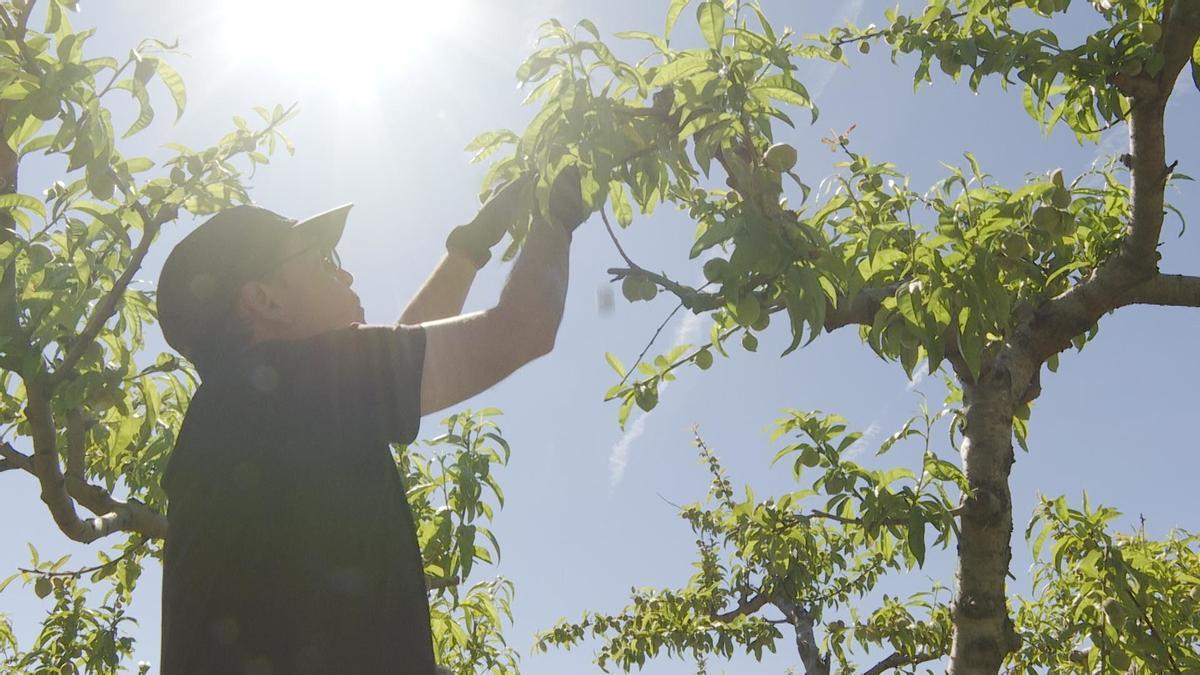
696, 1, 725, 50
650, 54, 708, 86
907, 512, 927, 567
605, 352, 626, 377
155, 59, 186, 121
609, 180, 633, 226
0, 193, 46, 218
665, 0, 692, 40
577, 18, 601, 40
614, 31, 668, 53
117, 79, 154, 138
1191, 44, 1199, 92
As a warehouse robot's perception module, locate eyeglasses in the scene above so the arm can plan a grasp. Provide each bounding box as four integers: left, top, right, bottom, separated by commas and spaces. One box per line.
265, 244, 342, 278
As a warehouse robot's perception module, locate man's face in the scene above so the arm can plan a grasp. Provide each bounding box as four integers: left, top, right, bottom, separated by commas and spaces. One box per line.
237, 235, 365, 343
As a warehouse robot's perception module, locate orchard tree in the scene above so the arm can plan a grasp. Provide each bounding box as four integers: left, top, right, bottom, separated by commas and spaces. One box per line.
0, 2, 518, 671
457, 0, 1200, 672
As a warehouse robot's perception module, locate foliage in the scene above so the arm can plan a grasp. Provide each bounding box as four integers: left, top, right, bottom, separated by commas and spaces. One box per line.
478, 0, 1200, 671
534, 408, 962, 672
1013, 496, 1200, 673
401, 409, 520, 675
0, 2, 519, 671
469, 0, 1194, 432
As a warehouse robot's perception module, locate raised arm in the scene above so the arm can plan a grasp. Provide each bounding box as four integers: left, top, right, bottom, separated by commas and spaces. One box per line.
417, 214, 570, 415
397, 251, 478, 325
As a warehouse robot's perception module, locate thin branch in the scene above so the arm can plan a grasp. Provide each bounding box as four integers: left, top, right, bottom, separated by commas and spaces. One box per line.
616, 301, 686, 387
600, 207, 637, 269
46, 199, 173, 388
861, 651, 940, 675
712, 593, 769, 623
18, 537, 148, 579
426, 575, 460, 591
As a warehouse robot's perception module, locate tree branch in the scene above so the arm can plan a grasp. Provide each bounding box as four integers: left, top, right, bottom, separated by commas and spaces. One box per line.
1122, 0, 1200, 263
712, 592, 769, 623
1, 438, 168, 543
861, 651, 940, 675
1118, 272, 1200, 308
1029, 268, 1198, 362
824, 284, 899, 331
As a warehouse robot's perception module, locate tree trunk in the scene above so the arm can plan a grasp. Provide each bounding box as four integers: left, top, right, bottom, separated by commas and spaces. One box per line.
773, 596, 830, 675
947, 359, 1026, 674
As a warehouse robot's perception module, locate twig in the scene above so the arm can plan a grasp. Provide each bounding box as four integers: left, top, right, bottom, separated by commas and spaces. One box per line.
18, 537, 148, 579
600, 207, 638, 269
617, 301, 686, 387
426, 575, 460, 591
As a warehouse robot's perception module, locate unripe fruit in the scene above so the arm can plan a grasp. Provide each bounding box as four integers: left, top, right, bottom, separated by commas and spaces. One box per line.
1120, 59, 1144, 76
1001, 233, 1030, 259
1102, 597, 1124, 623
764, 143, 798, 172
1110, 650, 1131, 670
800, 448, 821, 467
703, 258, 729, 283
1032, 206, 1059, 231
694, 349, 713, 370
741, 332, 758, 351
1050, 168, 1065, 189
830, 45, 843, 60
622, 276, 640, 302
751, 311, 770, 331
735, 294, 761, 326
858, 40, 871, 54
1139, 21, 1162, 44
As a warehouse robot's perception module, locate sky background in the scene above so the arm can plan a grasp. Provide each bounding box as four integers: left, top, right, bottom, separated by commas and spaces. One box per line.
2, 0, 1198, 672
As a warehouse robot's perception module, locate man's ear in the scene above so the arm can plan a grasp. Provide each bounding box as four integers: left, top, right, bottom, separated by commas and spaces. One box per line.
235, 280, 289, 327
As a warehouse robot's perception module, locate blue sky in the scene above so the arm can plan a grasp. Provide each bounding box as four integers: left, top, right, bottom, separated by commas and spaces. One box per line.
2, 0, 1198, 672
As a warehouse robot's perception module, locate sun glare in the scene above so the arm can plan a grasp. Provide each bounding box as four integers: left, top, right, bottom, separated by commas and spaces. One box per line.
219, 0, 467, 90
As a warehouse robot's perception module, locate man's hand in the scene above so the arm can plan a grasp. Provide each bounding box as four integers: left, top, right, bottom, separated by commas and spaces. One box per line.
445, 165, 593, 270
546, 165, 590, 234
445, 174, 534, 269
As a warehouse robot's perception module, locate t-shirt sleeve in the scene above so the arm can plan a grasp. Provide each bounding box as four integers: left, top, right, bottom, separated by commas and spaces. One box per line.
291, 323, 427, 444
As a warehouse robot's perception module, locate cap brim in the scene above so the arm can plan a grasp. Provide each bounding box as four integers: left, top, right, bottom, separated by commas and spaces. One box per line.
291, 203, 353, 251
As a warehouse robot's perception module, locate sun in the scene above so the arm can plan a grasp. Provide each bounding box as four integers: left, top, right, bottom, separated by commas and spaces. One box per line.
218, 0, 468, 91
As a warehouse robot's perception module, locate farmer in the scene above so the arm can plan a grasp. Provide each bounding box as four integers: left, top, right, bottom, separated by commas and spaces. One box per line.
154, 171, 586, 674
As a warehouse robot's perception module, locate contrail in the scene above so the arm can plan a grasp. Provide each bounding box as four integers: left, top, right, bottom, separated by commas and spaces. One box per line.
608, 310, 706, 486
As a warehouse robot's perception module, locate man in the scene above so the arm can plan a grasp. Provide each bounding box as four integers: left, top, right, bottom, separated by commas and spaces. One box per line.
155, 172, 587, 674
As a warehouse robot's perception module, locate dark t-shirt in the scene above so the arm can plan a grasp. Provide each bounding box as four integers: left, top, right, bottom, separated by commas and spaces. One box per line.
160, 323, 434, 675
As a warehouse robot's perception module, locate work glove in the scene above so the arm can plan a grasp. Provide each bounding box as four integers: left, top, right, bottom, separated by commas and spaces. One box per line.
544, 164, 590, 234
446, 166, 592, 269
446, 173, 533, 269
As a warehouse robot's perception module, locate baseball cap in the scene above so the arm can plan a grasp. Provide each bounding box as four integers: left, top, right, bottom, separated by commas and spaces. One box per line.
157, 203, 353, 369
